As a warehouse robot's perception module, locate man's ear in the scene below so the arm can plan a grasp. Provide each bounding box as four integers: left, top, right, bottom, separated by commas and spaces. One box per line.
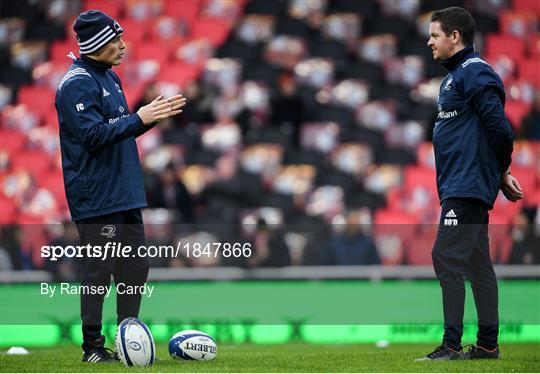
451, 30, 461, 45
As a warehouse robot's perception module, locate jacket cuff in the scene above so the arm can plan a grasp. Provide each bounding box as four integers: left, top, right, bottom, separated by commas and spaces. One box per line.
133, 113, 145, 134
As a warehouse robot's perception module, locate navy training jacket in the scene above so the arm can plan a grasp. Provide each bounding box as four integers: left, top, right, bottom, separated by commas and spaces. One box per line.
433, 46, 514, 209
55, 56, 149, 220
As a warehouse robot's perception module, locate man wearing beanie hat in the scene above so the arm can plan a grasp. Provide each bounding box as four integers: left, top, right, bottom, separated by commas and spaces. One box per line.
55, 10, 187, 363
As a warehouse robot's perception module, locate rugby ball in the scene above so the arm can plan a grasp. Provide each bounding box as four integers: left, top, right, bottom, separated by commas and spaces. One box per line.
169, 330, 217, 361
115, 317, 155, 367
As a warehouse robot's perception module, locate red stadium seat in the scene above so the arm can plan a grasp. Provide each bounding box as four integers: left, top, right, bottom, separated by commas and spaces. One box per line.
514, 0, 540, 16
526, 187, 540, 207
32, 61, 71, 91
511, 166, 539, 206
488, 219, 512, 263
40, 169, 68, 209
0, 130, 27, 153
512, 141, 539, 168
404, 165, 437, 192
519, 59, 540, 88
191, 18, 231, 47
16, 212, 47, 225
50, 40, 79, 63
44, 111, 59, 129
122, 83, 145, 111
492, 193, 522, 225
0, 197, 17, 224
64, 16, 77, 41
17, 86, 56, 121
374, 209, 421, 225
82, 0, 123, 19
117, 18, 149, 44
386, 188, 402, 211
499, 10, 538, 39
10, 150, 52, 179
131, 42, 172, 65
528, 34, 540, 58
416, 142, 436, 169
163, 0, 201, 21
373, 209, 420, 265
386, 185, 439, 223
489, 210, 512, 225
158, 62, 202, 86
147, 17, 189, 46
484, 34, 525, 59
407, 226, 437, 265
505, 101, 531, 130
485, 54, 518, 83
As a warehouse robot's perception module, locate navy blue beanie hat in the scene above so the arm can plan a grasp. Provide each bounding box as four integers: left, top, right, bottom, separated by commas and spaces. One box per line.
73, 10, 123, 55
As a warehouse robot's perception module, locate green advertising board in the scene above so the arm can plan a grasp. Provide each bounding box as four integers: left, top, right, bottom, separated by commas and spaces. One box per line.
1, 280, 539, 346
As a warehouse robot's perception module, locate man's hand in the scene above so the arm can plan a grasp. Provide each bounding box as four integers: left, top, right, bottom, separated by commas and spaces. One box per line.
500, 172, 524, 202
136, 94, 187, 126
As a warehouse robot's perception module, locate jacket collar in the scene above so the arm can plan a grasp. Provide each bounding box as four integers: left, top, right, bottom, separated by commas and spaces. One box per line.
79, 54, 111, 72
441, 45, 475, 71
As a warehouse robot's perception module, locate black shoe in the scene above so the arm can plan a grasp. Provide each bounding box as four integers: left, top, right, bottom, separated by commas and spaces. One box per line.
462, 345, 500, 359
81, 336, 116, 363
414, 345, 463, 362
82, 347, 116, 363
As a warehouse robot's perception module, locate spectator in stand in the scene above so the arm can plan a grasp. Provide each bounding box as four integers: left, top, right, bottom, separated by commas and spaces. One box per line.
43, 223, 79, 281
0, 246, 13, 271
270, 74, 305, 147
518, 90, 540, 140
148, 163, 194, 223
324, 211, 380, 265
175, 81, 216, 126
508, 210, 540, 265
200, 152, 248, 213
247, 218, 290, 267
0, 227, 23, 270
133, 81, 160, 112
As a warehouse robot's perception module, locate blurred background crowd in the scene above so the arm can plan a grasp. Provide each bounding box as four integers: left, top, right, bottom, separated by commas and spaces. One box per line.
0, 0, 539, 275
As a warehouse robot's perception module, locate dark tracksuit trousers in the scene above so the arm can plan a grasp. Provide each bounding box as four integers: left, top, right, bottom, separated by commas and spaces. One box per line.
75, 208, 149, 350
432, 198, 499, 351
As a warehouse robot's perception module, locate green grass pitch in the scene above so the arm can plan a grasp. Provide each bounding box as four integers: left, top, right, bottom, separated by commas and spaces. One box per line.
1, 343, 539, 372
